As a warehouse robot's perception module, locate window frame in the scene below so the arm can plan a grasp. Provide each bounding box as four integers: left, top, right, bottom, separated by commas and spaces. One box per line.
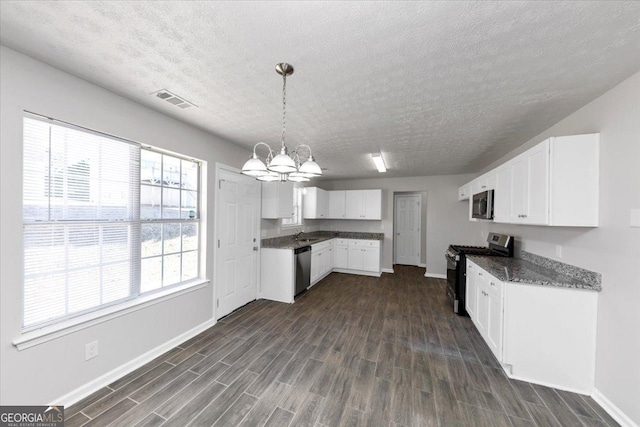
281, 185, 303, 228
21, 112, 204, 332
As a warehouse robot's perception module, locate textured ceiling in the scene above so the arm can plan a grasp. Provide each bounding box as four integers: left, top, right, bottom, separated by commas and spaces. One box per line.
1, 1, 640, 179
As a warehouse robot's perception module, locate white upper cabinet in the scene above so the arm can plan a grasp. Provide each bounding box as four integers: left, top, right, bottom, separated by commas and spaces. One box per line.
458, 184, 470, 201
504, 145, 550, 226
329, 190, 346, 219
469, 133, 599, 227
303, 187, 329, 219
261, 181, 294, 219
493, 165, 512, 223
345, 189, 382, 220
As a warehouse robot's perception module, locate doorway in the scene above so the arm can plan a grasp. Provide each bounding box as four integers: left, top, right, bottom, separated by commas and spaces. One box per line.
393, 193, 422, 266
214, 166, 261, 319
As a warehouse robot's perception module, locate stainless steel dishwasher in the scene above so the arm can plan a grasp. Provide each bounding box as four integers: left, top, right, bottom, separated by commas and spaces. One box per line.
294, 246, 312, 296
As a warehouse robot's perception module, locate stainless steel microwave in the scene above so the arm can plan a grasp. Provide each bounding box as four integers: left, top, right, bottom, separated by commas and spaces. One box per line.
472, 190, 494, 220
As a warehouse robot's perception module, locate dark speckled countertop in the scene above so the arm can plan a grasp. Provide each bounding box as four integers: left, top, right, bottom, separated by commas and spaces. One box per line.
467, 253, 601, 292
262, 231, 384, 250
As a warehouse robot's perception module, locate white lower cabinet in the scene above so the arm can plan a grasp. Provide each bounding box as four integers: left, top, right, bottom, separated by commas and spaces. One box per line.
311, 240, 332, 285
334, 239, 349, 269
310, 238, 381, 286
471, 267, 504, 360
466, 259, 598, 394
465, 262, 477, 319
346, 240, 380, 273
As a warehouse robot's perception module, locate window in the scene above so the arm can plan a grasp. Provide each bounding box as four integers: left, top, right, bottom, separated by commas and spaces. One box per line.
22, 114, 201, 329
281, 186, 303, 227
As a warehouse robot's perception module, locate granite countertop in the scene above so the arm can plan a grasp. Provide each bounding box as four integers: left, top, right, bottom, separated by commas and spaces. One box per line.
261, 231, 384, 250
467, 253, 601, 292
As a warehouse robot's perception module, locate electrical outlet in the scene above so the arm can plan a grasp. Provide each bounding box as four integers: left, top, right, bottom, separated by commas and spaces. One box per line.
85, 341, 98, 361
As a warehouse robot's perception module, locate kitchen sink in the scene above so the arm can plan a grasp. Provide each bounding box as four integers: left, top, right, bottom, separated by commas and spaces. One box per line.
298, 238, 320, 243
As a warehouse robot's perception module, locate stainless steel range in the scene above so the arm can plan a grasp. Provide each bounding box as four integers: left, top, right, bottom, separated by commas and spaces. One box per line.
445, 233, 514, 316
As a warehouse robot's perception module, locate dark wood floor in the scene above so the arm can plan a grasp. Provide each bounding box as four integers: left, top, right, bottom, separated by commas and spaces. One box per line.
65, 266, 619, 427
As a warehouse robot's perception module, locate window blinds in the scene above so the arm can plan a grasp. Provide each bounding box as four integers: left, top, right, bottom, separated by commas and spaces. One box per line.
22, 115, 141, 328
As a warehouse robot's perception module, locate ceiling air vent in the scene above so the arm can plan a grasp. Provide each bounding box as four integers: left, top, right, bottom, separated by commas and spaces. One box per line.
151, 89, 197, 109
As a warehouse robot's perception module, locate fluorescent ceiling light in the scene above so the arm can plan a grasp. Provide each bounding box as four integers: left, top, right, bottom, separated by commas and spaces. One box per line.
371, 153, 387, 173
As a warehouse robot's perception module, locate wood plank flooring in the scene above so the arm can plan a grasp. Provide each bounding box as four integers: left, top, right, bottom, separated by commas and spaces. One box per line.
66, 266, 619, 427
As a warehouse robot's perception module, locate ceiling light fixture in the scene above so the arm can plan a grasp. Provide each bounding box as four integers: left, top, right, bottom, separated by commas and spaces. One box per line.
371, 152, 387, 173
242, 63, 322, 182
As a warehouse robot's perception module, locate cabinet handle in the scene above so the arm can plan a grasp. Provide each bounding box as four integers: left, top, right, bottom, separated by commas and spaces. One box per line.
490, 282, 495, 286
479, 272, 483, 276
482, 185, 486, 189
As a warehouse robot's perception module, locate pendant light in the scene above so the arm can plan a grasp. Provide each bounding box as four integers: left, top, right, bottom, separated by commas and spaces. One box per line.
241, 63, 322, 181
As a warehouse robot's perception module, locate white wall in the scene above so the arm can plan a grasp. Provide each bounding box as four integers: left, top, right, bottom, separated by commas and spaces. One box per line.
317, 174, 478, 275
475, 72, 640, 424
0, 46, 249, 404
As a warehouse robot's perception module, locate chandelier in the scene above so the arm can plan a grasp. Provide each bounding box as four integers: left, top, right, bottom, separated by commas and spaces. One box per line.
241, 63, 322, 182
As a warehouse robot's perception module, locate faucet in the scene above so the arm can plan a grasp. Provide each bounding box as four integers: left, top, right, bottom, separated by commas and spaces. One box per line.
295, 231, 304, 241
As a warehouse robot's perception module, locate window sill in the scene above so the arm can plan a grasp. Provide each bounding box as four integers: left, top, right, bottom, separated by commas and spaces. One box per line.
13, 279, 210, 351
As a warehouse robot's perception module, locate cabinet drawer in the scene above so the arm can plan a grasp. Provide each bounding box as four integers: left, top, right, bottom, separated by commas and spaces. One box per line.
486, 276, 502, 293
312, 240, 332, 251
348, 239, 380, 248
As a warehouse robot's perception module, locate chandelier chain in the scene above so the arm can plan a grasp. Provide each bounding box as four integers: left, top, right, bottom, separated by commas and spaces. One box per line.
281, 70, 287, 148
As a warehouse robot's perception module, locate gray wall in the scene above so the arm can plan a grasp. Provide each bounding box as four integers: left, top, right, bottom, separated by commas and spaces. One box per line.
0, 46, 249, 404
318, 174, 479, 275
473, 72, 640, 423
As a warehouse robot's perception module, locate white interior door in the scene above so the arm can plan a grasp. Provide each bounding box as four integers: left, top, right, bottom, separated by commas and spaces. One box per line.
394, 194, 421, 266
216, 168, 260, 319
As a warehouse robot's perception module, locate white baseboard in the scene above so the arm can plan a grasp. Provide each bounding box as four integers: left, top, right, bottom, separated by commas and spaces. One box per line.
424, 272, 446, 279
505, 370, 592, 395
381, 268, 395, 274
418, 263, 427, 268
52, 318, 217, 407
592, 388, 638, 427
332, 268, 382, 277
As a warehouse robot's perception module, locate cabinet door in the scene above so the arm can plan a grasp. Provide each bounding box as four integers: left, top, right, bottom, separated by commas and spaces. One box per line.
466, 262, 477, 319
476, 276, 489, 337
329, 191, 346, 219
458, 184, 470, 201
335, 245, 348, 268
348, 246, 364, 270
485, 280, 503, 361
310, 251, 320, 283
262, 181, 293, 219
318, 189, 329, 219
524, 140, 550, 225
363, 190, 382, 219
485, 171, 497, 191
319, 248, 327, 276
326, 245, 334, 273
303, 187, 319, 219
510, 155, 527, 223
493, 165, 512, 223
362, 247, 380, 272
345, 190, 364, 219
472, 177, 488, 195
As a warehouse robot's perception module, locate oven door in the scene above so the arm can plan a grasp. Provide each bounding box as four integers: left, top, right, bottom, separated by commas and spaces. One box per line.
445, 255, 457, 296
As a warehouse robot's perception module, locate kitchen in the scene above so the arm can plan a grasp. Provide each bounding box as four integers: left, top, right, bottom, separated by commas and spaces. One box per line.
1, 2, 639, 427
